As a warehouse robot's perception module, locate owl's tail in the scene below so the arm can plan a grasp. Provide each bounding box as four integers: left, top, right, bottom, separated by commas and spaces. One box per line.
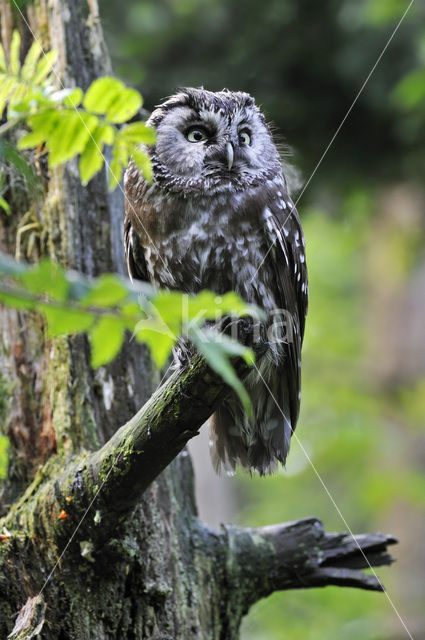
209, 366, 293, 475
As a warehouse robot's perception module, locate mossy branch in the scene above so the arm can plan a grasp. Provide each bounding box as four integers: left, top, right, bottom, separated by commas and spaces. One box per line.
4, 351, 247, 542
88, 351, 240, 518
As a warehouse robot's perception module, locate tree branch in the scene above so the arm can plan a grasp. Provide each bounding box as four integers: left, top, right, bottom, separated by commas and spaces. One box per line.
222, 518, 397, 608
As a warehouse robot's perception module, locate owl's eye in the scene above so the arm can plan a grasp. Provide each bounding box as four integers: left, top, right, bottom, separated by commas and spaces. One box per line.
186, 127, 208, 143
238, 129, 251, 146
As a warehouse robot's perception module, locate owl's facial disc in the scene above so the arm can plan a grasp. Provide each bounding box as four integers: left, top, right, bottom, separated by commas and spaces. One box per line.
149, 89, 281, 193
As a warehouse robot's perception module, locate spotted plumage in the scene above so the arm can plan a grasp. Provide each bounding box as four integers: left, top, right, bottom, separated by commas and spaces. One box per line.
124, 88, 308, 474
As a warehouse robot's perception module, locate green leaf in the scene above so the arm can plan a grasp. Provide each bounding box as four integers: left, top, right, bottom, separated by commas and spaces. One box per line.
20, 259, 69, 300
17, 128, 47, 150
106, 87, 142, 123
209, 331, 255, 365
108, 134, 129, 190
8, 82, 29, 111
50, 87, 84, 108
79, 124, 114, 185
83, 76, 143, 123
191, 327, 253, 416
18, 111, 60, 150
63, 87, 84, 108
7, 94, 32, 117
42, 305, 95, 336
99, 123, 114, 145
33, 50, 57, 84
133, 318, 176, 368
119, 123, 155, 182
132, 148, 153, 182
0, 288, 35, 310
150, 290, 184, 328
0, 435, 9, 479
137, 328, 175, 369
217, 291, 262, 318
90, 316, 124, 368
21, 40, 42, 81
83, 76, 123, 113
0, 195, 10, 215
121, 301, 143, 318
0, 77, 16, 117
79, 138, 104, 185
0, 139, 41, 193
121, 122, 156, 144
48, 111, 99, 167
81, 274, 128, 307
185, 290, 219, 321
120, 303, 144, 330
184, 289, 262, 324
9, 31, 21, 76
148, 289, 261, 345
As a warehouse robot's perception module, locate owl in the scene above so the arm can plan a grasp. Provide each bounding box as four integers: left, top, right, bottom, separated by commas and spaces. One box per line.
124, 88, 308, 475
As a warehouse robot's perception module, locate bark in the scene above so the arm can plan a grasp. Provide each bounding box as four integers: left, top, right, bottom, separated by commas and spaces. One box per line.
0, 2, 397, 639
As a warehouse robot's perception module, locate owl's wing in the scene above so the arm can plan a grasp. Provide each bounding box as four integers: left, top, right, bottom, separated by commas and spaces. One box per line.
263, 187, 308, 428
124, 214, 149, 282
123, 160, 151, 282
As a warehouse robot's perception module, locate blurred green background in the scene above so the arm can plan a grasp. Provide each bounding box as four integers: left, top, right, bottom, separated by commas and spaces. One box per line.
100, 0, 425, 638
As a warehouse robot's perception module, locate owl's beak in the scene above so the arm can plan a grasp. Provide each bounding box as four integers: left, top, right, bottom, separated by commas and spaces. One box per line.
226, 142, 234, 170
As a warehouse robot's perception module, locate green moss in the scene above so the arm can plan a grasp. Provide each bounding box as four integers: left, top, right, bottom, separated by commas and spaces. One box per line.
0, 374, 13, 431
44, 337, 73, 453
0, 375, 13, 479
41, 167, 67, 263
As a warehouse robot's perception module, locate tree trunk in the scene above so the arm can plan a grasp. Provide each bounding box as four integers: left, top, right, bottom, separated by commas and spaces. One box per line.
0, 2, 396, 639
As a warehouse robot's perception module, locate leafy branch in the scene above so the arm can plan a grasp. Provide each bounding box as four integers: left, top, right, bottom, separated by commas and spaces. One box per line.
0, 31, 153, 189
0, 252, 258, 411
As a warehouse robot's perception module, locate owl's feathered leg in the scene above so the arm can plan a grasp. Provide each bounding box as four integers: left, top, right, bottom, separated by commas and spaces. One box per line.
173, 318, 292, 475
209, 404, 250, 473
210, 358, 293, 475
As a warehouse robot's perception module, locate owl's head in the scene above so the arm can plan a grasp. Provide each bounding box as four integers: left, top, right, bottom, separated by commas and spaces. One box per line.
146, 88, 282, 195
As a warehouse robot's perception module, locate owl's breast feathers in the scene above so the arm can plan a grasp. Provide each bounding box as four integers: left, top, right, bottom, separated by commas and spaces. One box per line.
124, 167, 308, 468
125, 167, 307, 322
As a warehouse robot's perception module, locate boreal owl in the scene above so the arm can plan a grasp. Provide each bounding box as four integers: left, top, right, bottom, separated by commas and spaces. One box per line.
124, 88, 308, 475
